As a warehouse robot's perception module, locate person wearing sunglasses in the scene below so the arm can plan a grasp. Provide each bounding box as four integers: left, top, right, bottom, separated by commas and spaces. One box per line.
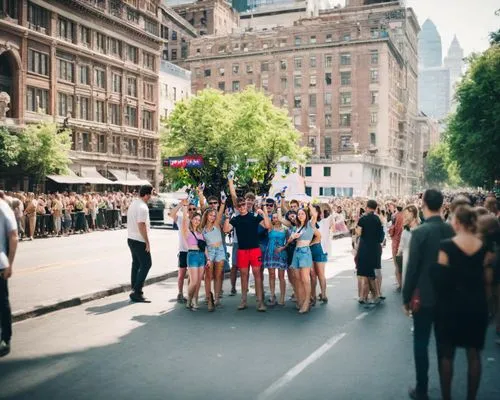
224, 197, 270, 311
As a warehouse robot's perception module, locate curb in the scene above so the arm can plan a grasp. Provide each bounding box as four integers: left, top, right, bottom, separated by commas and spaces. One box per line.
12, 270, 179, 323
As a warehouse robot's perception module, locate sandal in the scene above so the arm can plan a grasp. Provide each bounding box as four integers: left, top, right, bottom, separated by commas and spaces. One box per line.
257, 302, 267, 312
319, 294, 329, 304
268, 295, 277, 307
237, 302, 248, 310
208, 292, 215, 312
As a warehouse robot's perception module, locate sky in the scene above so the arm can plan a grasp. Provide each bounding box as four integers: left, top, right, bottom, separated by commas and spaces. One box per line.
339, 0, 499, 56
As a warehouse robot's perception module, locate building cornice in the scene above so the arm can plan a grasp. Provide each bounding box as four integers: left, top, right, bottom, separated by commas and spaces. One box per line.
160, 5, 198, 37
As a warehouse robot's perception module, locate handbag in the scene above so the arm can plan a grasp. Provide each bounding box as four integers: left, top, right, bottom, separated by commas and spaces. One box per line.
191, 230, 207, 252
410, 288, 421, 313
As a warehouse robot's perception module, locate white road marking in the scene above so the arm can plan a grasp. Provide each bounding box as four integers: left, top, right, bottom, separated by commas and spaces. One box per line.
257, 332, 346, 400
355, 312, 369, 320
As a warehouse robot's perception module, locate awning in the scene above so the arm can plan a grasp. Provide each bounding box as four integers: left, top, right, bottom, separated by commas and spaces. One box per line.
47, 169, 86, 184
108, 169, 151, 186
79, 166, 113, 185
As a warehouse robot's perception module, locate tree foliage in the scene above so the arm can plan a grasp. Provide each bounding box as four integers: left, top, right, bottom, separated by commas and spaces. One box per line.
0, 126, 21, 169
424, 142, 462, 188
161, 87, 308, 196
446, 44, 500, 187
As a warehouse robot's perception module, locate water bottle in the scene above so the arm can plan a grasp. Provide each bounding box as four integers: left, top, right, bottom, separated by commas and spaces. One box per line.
199, 182, 205, 190
220, 191, 227, 203
228, 170, 235, 180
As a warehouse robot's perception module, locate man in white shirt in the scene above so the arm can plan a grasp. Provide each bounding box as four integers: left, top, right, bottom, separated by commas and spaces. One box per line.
127, 185, 153, 303
0, 191, 18, 357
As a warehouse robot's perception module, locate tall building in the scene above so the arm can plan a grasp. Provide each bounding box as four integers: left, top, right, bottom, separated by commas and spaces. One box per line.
180, 1, 422, 196
0, 0, 164, 188
159, 60, 192, 122
418, 18, 450, 120
444, 35, 464, 104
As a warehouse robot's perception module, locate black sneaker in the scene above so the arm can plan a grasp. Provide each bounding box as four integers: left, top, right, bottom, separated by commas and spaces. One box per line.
129, 293, 151, 303
229, 288, 237, 296
177, 293, 187, 303
0, 340, 10, 357
408, 388, 429, 400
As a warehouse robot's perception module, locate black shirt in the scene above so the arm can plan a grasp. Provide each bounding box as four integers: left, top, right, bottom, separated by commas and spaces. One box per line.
230, 213, 264, 250
357, 212, 384, 245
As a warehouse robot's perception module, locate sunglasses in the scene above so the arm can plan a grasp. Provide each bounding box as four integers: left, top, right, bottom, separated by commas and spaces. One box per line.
237, 203, 247, 208
265, 203, 274, 207
188, 207, 197, 211
209, 201, 219, 205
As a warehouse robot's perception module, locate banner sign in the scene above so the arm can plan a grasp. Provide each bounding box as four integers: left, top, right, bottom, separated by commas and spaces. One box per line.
163, 155, 204, 168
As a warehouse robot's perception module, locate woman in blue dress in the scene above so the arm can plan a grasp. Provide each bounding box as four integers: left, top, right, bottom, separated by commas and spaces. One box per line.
263, 213, 288, 306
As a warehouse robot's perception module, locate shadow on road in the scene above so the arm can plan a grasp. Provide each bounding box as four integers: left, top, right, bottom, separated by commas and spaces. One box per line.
85, 300, 133, 316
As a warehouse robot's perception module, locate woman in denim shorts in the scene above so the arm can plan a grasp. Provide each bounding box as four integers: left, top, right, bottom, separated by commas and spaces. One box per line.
288, 205, 316, 314
181, 204, 206, 311
201, 202, 226, 309
310, 205, 329, 305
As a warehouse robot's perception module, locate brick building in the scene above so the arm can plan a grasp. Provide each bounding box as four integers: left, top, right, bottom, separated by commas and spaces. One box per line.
0, 0, 163, 188
180, 0, 422, 196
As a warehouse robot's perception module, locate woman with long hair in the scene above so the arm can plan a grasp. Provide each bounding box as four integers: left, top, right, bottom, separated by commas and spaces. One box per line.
279, 207, 298, 302
432, 205, 495, 400
397, 205, 420, 287
310, 205, 329, 304
201, 201, 226, 311
181, 202, 207, 311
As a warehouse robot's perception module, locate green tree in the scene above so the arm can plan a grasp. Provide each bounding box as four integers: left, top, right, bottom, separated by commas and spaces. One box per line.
0, 126, 21, 169
446, 43, 500, 187
162, 87, 307, 196
18, 123, 72, 183
424, 142, 450, 186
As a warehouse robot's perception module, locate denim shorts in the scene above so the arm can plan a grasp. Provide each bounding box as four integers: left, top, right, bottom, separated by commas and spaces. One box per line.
187, 250, 206, 268
310, 243, 327, 263
291, 246, 313, 268
207, 245, 226, 263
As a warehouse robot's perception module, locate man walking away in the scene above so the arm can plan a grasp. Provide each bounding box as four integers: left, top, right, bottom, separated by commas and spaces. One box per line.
127, 185, 153, 303
403, 189, 454, 400
0, 192, 18, 357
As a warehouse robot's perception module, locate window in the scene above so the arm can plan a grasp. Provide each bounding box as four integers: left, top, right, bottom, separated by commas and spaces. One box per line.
340, 53, 351, 65
294, 95, 301, 108
280, 60, 287, 71
95, 100, 105, 122
79, 65, 90, 85
218, 67, 225, 76
28, 49, 48, 76
309, 114, 316, 128
110, 103, 120, 125
232, 81, 240, 92
340, 135, 352, 150
293, 114, 301, 128
97, 134, 107, 153
232, 63, 240, 74
370, 28, 380, 39
309, 94, 316, 108
370, 69, 379, 83
309, 75, 317, 88
325, 33, 332, 43
82, 133, 91, 152
161, 84, 168, 97
310, 36, 316, 44
144, 18, 158, 35
142, 110, 154, 131
305, 167, 312, 177
294, 36, 301, 46
280, 77, 287, 90
96, 32, 106, 53
279, 39, 287, 47
94, 69, 105, 89
58, 18, 74, 42
28, 3, 49, 32
171, 49, 177, 60
305, 186, 312, 196
340, 113, 351, 127
80, 26, 91, 47
325, 113, 332, 128
371, 90, 379, 104
370, 112, 378, 124
127, 7, 139, 24
310, 56, 317, 68
112, 136, 121, 154
127, 77, 137, 97
343, 32, 351, 41
261, 62, 269, 72
127, 45, 138, 64
57, 92, 73, 117
125, 106, 137, 127
325, 73, 332, 85
370, 132, 377, 146
57, 58, 74, 82
294, 57, 302, 69
128, 138, 138, 156
323, 167, 331, 177
181, 44, 188, 59
143, 140, 154, 159
112, 73, 122, 93
325, 55, 332, 68
324, 137, 332, 157
341, 71, 351, 86
246, 64, 253, 74
341, 92, 352, 106
108, 38, 121, 57
173, 87, 177, 101
324, 92, 332, 105
218, 81, 225, 91
294, 75, 301, 89
26, 87, 48, 113
204, 69, 211, 77
262, 79, 268, 91
79, 97, 90, 120
144, 53, 155, 70
144, 82, 154, 102
171, 30, 177, 40
370, 50, 379, 64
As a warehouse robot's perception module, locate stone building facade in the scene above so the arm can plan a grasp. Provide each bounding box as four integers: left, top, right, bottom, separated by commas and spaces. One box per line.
0, 0, 163, 187
180, 1, 422, 195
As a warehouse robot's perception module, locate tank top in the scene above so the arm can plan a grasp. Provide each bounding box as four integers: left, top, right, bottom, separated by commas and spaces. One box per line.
203, 225, 223, 246
297, 222, 314, 242
187, 230, 204, 248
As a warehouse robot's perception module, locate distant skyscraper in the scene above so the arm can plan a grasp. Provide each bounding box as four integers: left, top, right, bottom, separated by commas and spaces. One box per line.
444, 35, 464, 104
419, 19, 442, 68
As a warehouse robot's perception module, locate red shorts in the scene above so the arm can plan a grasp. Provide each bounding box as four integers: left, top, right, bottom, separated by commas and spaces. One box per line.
237, 248, 262, 269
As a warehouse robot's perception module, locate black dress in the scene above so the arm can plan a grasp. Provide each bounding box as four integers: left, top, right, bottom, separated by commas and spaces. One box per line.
356, 212, 383, 278
432, 239, 488, 350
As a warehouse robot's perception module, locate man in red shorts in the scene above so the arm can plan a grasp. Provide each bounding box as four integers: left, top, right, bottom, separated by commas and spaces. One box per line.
224, 197, 270, 312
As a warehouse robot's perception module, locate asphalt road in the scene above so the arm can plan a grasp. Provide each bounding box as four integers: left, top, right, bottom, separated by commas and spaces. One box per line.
1, 262, 499, 400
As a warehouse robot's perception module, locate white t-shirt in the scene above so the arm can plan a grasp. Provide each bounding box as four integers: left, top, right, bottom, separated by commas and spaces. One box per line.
127, 199, 150, 242
318, 215, 333, 256
176, 214, 188, 252
0, 199, 17, 270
